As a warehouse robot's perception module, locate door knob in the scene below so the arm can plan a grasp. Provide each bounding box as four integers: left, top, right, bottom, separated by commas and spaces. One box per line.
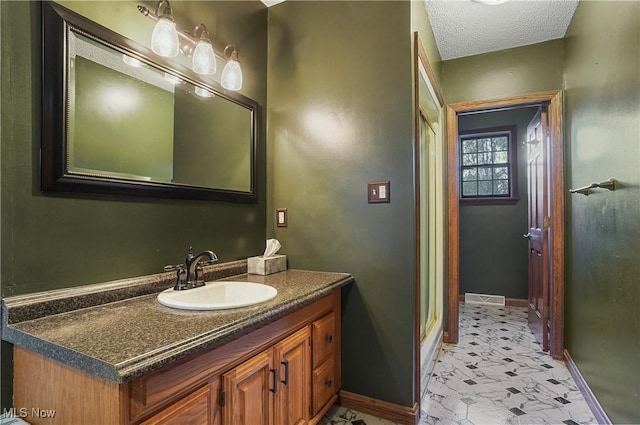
523, 233, 531, 239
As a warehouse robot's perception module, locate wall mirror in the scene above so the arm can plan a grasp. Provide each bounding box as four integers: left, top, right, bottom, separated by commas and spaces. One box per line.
42, 2, 258, 202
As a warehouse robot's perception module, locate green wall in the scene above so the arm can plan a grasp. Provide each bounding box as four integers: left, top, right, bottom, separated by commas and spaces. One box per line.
563, 1, 640, 423
458, 108, 536, 300
267, 1, 438, 407
1, 0, 267, 409
442, 39, 564, 104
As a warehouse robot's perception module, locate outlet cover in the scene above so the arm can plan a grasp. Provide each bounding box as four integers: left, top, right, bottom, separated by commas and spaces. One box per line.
368, 180, 390, 203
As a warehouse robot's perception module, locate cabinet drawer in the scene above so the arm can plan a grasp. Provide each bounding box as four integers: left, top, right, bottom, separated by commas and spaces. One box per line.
140, 385, 214, 425
311, 357, 335, 415
312, 312, 335, 368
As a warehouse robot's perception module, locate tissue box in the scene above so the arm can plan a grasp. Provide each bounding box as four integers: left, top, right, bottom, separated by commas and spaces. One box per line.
248, 255, 287, 275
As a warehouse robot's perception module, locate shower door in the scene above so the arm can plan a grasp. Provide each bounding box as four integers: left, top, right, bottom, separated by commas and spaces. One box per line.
419, 112, 440, 340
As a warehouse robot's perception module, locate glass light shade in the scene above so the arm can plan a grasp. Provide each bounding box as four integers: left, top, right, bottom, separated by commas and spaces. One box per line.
164, 73, 182, 85
221, 59, 242, 91
151, 18, 179, 57
192, 41, 216, 75
122, 54, 144, 68
472, 0, 510, 4
195, 87, 215, 98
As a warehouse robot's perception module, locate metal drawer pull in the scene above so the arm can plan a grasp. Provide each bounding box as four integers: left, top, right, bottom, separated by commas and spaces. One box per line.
325, 378, 333, 388
270, 369, 277, 393
281, 361, 289, 385
325, 334, 333, 343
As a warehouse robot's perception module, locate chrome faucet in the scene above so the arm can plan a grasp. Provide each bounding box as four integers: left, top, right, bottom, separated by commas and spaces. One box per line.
164, 247, 218, 290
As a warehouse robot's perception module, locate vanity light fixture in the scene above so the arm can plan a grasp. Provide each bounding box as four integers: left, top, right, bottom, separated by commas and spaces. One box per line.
149, 0, 179, 57
221, 46, 243, 91
138, 0, 243, 90
191, 24, 216, 75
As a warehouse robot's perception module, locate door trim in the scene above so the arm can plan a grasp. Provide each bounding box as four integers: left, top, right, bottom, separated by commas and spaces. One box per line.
445, 90, 565, 359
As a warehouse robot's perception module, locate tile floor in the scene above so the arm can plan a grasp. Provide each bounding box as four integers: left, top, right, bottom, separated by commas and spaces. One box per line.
323, 303, 595, 425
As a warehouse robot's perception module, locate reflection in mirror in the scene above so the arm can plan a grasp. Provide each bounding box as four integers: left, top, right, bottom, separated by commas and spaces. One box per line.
67, 31, 252, 192
41, 2, 258, 202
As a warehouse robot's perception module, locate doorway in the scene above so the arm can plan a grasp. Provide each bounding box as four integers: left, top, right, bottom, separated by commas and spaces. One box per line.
444, 91, 565, 359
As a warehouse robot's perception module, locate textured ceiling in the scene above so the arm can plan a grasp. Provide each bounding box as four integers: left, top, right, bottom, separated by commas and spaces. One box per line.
425, 0, 579, 60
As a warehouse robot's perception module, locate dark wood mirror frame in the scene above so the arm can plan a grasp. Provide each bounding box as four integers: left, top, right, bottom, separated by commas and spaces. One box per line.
41, 1, 258, 203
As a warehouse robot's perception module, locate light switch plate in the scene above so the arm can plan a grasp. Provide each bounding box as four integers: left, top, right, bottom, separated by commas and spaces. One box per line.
368, 180, 390, 203
276, 208, 288, 227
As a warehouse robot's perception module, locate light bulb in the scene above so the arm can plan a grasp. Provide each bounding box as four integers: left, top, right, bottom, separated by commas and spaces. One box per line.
221, 59, 242, 91
192, 40, 216, 75
151, 18, 179, 57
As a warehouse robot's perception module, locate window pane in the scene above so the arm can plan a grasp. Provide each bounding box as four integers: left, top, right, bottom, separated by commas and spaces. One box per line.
479, 138, 492, 152
462, 139, 477, 153
494, 166, 509, 180
477, 166, 492, 180
494, 179, 509, 195
462, 182, 477, 196
493, 136, 508, 151
459, 129, 513, 201
478, 181, 492, 195
462, 168, 477, 181
462, 153, 477, 165
494, 151, 508, 164
477, 152, 492, 165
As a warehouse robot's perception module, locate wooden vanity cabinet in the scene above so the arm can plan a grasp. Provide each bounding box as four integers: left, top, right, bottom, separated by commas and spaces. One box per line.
223, 326, 310, 425
13, 289, 341, 425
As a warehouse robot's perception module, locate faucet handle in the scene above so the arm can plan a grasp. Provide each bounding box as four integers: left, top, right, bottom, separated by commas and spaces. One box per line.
198, 258, 217, 266
163, 264, 184, 272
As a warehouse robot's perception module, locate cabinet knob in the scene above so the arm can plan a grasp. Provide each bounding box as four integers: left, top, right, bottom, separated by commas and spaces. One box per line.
325, 334, 333, 343
325, 379, 333, 388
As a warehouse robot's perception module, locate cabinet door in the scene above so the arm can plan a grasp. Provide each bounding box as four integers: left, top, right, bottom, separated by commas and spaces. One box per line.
311, 357, 335, 416
273, 327, 311, 425
140, 384, 218, 425
311, 312, 335, 368
222, 350, 274, 425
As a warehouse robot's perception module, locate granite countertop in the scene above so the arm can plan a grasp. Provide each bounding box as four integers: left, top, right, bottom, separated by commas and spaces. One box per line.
1, 267, 353, 383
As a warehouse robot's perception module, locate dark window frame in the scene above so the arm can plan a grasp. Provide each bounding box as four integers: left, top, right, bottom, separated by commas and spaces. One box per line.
458, 125, 519, 206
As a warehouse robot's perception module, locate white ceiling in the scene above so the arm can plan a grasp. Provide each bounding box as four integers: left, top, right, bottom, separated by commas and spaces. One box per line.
424, 0, 579, 60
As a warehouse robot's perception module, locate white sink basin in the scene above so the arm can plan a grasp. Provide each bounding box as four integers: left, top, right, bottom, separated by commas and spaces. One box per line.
157, 281, 278, 311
